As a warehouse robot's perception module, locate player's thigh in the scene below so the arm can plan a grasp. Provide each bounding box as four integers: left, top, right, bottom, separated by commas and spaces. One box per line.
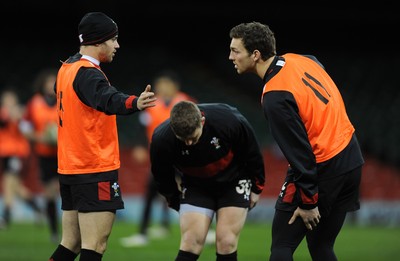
79, 211, 115, 243
79, 211, 115, 236
180, 210, 213, 238
60, 210, 80, 250
62, 210, 79, 234
216, 206, 247, 236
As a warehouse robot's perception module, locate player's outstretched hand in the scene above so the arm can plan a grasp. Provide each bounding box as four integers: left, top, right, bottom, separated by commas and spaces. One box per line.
137, 84, 157, 110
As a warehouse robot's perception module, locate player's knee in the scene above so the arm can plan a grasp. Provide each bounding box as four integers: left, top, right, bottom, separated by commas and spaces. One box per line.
308, 244, 336, 261
216, 234, 238, 254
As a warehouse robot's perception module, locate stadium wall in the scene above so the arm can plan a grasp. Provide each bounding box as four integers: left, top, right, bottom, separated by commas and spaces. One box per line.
1, 148, 399, 226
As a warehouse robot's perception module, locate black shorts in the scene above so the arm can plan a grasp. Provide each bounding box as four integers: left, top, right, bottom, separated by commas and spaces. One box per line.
275, 166, 362, 217
38, 156, 58, 184
318, 166, 362, 216
60, 179, 124, 212
180, 178, 252, 210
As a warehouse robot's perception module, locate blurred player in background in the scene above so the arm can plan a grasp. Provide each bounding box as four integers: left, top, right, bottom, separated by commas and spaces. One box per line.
21, 68, 60, 243
229, 21, 364, 260
120, 70, 199, 247
0, 88, 42, 229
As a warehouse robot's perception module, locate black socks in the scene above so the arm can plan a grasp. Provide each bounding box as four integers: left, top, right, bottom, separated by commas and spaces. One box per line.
49, 246, 102, 261
216, 251, 238, 261
79, 249, 103, 261
175, 250, 199, 261
49, 244, 78, 261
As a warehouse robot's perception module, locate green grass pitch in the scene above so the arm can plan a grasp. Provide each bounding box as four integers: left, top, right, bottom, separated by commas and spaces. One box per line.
0, 221, 399, 260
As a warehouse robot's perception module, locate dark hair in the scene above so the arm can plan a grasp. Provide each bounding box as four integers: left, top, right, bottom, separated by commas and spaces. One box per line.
153, 69, 181, 87
229, 21, 276, 60
170, 101, 202, 138
32, 68, 58, 94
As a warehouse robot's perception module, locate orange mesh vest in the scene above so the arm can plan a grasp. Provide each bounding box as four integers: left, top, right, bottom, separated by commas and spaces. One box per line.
27, 93, 58, 156
145, 92, 195, 141
262, 53, 354, 163
56, 59, 120, 174
0, 108, 30, 157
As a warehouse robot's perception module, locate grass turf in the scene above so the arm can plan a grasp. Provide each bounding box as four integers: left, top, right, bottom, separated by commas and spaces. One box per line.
0, 221, 399, 260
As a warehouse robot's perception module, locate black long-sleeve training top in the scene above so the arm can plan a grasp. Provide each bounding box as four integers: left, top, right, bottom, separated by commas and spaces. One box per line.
150, 103, 266, 202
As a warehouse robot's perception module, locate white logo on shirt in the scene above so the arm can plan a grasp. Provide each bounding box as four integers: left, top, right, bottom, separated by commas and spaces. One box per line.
210, 137, 221, 149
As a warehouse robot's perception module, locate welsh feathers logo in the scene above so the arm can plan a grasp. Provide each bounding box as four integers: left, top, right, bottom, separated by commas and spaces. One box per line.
210, 137, 221, 149
112, 182, 120, 197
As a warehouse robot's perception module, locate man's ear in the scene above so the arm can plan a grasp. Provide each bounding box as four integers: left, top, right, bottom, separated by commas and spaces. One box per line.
201, 116, 205, 125
253, 50, 261, 61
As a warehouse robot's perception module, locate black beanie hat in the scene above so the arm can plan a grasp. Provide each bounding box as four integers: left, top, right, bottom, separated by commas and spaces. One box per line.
78, 12, 118, 45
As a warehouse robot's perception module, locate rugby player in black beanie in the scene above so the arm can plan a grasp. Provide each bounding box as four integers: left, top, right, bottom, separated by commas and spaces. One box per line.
78, 12, 118, 45
48, 10, 156, 261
